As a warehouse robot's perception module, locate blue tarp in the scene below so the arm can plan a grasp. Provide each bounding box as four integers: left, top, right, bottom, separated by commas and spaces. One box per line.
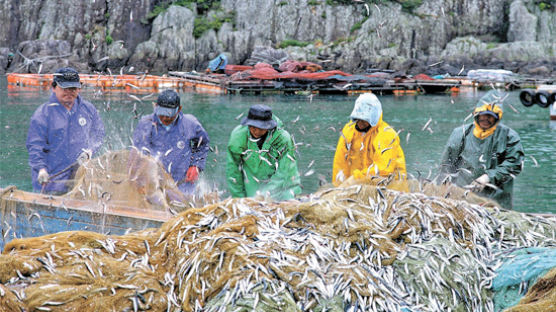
208, 53, 228, 71
492, 247, 556, 311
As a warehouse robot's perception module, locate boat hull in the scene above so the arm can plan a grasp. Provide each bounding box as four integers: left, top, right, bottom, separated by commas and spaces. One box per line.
1, 188, 170, 251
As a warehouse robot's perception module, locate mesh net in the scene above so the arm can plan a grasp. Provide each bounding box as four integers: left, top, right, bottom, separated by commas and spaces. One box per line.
66, 149, 220, 213
1, 177, 555, 311
507, 267, 556, 312
230, 68, 352, 81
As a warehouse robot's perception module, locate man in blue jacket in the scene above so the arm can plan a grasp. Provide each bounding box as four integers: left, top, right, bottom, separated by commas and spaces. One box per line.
133, 89, 210, 195
26, 67, 105, 194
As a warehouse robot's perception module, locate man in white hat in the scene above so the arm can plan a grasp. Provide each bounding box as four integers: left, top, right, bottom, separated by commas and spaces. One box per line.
333, 93, 407, 187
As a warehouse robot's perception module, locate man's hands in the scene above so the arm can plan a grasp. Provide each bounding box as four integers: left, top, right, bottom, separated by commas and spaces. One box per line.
185, 166, 199, 183
77, 149, 92, 165
37, 168, 49, 184
471, 174, 490, 191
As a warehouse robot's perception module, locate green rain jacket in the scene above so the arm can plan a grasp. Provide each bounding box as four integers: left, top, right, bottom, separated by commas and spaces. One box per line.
440, 123, 524, 209
226, 117, 301, 200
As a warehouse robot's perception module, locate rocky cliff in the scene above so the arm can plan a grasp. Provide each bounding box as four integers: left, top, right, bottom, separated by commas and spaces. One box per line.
0, 0, 554, 77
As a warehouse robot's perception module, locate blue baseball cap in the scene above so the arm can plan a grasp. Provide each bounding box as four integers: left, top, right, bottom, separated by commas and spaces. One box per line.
53, 67, 81, 88
155, 90, 180, 116
155, 105, 179, 117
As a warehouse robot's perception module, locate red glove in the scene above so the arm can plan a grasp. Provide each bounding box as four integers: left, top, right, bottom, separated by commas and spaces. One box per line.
185, 166, 199, 183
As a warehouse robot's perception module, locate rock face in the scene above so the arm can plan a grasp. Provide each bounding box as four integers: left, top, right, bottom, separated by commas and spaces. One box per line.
129, 5, 196, 72
508, 0, 538, 42
1, 0, 554, 77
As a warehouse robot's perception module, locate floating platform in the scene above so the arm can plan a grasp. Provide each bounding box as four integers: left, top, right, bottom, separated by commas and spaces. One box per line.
6, 72, 461, 95
6, 73, 184, 94
6, 71, 552, 96
168, 71, 464, 95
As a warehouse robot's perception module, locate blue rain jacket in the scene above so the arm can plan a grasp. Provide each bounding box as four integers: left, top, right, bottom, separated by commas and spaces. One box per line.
26, 93, 105, 193
133, 113, 210, 194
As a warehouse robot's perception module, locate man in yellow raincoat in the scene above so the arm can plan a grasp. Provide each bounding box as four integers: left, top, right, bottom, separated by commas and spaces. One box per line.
333, 93, 407, 187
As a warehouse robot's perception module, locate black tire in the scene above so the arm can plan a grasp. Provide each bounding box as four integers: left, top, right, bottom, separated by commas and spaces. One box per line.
519, 89, 535, 107
535, 91, 552, 108
550, 92, 556, 106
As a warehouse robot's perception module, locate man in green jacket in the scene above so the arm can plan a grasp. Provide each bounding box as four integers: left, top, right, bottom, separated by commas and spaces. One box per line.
440, 90, 525, 209
226, 105, 301, 200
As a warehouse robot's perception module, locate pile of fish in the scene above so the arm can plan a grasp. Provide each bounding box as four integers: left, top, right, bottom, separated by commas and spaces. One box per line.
1, 180, 555, 311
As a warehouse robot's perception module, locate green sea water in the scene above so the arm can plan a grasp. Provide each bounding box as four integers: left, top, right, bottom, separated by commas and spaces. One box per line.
1, 77, 554, 213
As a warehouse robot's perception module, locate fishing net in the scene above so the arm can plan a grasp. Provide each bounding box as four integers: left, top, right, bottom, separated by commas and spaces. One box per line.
278, 60, 322, 73
0, 149, 220, 250
66, 149, 220, 213
1, 179, 555, 311
408, 179, 500, 207
507, 266, 556, 312
231, 68, 352, 81
491, 247, 556, 311
338, 172, 497, 207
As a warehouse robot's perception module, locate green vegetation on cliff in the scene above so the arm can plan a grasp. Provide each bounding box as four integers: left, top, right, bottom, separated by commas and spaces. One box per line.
143, 0, 236, 39
193, 11, 235, 38
145, 0, 220, 21
326, 0, 422, 13
536, 1, 552, 11
277, 39, 311, 49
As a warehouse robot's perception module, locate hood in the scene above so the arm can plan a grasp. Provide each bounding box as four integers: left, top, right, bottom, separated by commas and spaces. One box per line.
350, 93, 383, 127
473, 90, 504, 121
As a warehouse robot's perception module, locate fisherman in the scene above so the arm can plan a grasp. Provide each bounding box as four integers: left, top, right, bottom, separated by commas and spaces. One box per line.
226, 104, 301, 200
440, 90, 524, 209
332, 93, 407, 187
26, 67, 105, 194
133, 89, 210, 195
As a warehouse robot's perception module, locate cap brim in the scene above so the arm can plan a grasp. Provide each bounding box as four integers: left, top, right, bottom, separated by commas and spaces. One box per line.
57, 81, 82, 88
155, 106, 178, 117
241, 117, 277, 130
478, 111, 499, 119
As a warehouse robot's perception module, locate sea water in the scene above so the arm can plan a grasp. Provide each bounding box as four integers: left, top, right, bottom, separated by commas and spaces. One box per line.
1, 77, 554, 213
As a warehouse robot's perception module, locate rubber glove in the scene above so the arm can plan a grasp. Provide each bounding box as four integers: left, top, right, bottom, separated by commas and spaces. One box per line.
471, 174, 490, 191
37, 168, 49, 184
77, 149, 92, 165
185, 166, 199, 183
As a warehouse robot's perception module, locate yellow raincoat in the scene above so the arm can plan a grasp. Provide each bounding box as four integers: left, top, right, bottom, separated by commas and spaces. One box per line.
332, 116, 407, 187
